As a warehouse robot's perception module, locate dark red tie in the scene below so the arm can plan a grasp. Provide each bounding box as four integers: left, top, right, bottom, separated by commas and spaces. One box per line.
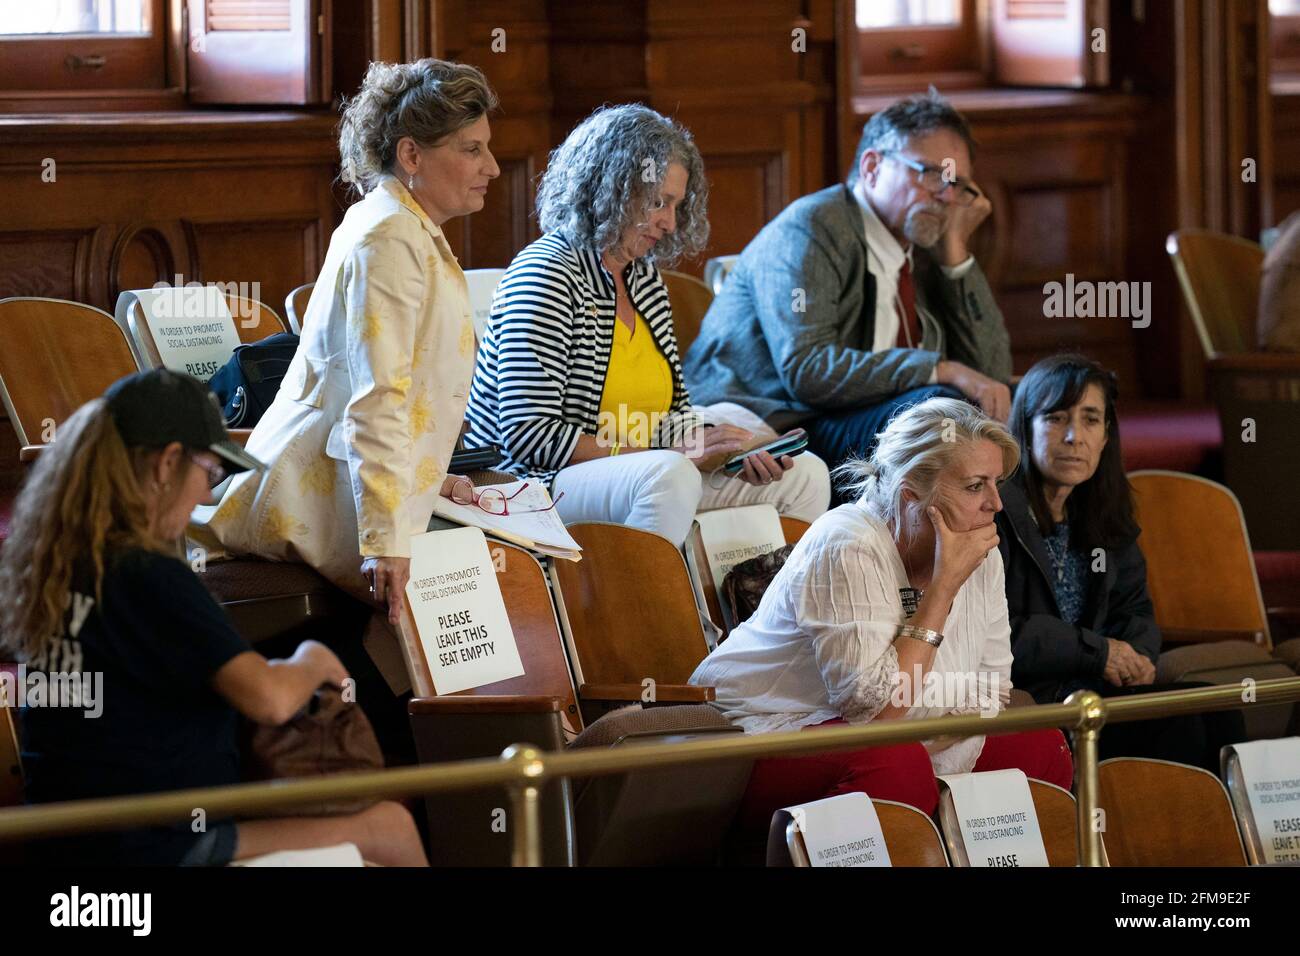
895, 256, 922, 349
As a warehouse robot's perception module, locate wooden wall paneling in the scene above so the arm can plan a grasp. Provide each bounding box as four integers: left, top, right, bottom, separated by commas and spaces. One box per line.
545, 1, 836, 277
437, 0, 552, 267
1174, 0, 1272, 398
0, 113, 339, 315
1273, 88, 1300, 219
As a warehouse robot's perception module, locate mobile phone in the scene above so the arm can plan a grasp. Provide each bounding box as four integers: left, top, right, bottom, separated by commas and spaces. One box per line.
722, 428, 809, 475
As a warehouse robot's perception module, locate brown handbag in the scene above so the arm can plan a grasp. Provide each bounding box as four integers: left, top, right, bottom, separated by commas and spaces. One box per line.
244, 686, 385, 817
719, 544, 794, 637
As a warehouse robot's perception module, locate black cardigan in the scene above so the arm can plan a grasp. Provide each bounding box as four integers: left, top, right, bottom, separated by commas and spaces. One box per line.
995, 476, 1161, 703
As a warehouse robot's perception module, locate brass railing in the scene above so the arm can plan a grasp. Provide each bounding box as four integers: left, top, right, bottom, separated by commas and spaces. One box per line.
1, 677, 1298, 867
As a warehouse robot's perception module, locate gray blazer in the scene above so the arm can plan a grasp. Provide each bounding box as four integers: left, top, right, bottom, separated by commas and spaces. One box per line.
683, 184, 1012, 429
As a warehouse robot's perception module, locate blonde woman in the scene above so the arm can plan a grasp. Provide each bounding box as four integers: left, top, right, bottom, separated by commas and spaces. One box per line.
0, 371, 426, 866
690, 398, 1073, 832
202, 59, 500, 626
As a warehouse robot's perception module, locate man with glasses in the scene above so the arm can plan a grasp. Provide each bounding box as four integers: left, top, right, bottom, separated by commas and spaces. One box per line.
684, 90, 1011, 492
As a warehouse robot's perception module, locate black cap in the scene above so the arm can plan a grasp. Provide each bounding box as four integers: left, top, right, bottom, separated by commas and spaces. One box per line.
104, 369, 267, 475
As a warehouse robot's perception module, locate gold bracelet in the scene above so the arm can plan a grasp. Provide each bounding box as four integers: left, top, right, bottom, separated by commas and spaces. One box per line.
896, 624, 943, 648
609, 441, 622, 457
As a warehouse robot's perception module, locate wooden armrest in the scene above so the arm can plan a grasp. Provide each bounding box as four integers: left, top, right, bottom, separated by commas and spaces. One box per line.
579, 682, 716, 703
408, 694, 563, 716
1207, 353, 1300, 373
1162, 626, 1267, 645
227, 428, 253, 447
18, 444, 43, 463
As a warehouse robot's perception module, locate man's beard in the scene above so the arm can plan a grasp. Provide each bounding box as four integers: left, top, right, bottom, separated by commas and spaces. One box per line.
902, 204, 948, 248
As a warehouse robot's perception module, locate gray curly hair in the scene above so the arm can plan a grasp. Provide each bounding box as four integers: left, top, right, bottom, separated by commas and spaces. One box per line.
338, 58, 498, 197
536, 104, 709, 266
833, 397, 1019, 532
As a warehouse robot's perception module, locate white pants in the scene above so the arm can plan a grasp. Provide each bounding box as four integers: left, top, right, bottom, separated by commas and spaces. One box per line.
551, 448, 831, 547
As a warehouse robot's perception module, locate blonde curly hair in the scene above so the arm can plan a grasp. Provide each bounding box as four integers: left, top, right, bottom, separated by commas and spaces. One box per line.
833, 397, 1020, 531
338, 58, 499, 196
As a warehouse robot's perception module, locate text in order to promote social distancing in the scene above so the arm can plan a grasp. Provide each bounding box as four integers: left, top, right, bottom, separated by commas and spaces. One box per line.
405, 526, 524, 694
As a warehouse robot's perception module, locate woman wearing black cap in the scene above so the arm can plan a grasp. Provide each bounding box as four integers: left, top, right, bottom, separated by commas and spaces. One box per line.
0, 370, 428, 866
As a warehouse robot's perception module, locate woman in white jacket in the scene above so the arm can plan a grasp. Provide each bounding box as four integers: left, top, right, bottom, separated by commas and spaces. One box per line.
204, 59, 499, 626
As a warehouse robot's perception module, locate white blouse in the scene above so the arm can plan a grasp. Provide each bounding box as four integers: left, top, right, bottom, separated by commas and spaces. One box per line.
690, 500, 1014, 775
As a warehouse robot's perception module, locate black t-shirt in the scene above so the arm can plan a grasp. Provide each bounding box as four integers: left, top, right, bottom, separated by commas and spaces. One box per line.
20, 547, 250, 865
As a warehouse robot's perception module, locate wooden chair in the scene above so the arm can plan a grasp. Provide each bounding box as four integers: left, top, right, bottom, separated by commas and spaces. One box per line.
1029, 778, 1081, 867
1130, 471, 1272, 647
549, 522, 715, 724
226, 294, 290, 344
780, 515, 811, 545
1166, 229, 1300, 549
703, 254, 740, 296
408, 539, 747, 866
1098, 757, 1247, 866
284, 282, 313, 334
661, 270, 714, 355
1130, 470, 1296, 738
936, 776, 1080, 867
1166, 229, 1263, 357
1221, 741, 1300, 865
688, 508, 810, 638
117, 288, 289, 372
770, 798, 950, 867
0, 298, 140, 463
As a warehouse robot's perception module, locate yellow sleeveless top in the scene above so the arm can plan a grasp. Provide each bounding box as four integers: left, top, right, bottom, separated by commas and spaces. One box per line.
598, 312, 673, 447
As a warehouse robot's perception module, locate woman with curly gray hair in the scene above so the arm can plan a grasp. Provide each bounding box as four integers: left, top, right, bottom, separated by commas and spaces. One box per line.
203, 59, 499, 642
463, 104, 829, 546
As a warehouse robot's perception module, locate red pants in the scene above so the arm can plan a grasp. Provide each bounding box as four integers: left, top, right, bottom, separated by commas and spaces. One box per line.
738, 719, 1074, 832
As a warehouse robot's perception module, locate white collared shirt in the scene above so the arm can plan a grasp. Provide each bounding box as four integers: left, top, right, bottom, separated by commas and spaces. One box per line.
852, 184, 976, 373
690, 500, 1014, 776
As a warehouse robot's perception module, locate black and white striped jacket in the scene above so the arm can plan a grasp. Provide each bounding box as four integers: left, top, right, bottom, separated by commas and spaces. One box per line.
464, 231, 700, 485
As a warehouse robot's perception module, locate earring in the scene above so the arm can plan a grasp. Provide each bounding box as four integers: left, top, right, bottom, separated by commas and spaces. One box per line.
408, 174, 415, 190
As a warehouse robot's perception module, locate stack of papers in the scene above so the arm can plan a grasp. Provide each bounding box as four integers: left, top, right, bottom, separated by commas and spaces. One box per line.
431, 479, 581, 561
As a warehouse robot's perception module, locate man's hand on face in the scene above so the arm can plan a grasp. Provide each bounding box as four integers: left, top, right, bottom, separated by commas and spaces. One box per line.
935, 183, 992, 267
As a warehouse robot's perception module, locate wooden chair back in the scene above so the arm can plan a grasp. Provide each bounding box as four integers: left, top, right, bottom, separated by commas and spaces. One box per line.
876, 799, 950, 866
1098, 757, 1247, 866
1029, 778, 1080, 867
661, 270, 714, 356
284, 282, 314, 334
1166, 229, 1263, 357
780, 515, 811, 545
446, 541, 583, 732
551, 522, 710, 686
1129, 470, 1270, 646
225, 294, 289, 344
689, 512, 814, 636
0, 297, 139, 449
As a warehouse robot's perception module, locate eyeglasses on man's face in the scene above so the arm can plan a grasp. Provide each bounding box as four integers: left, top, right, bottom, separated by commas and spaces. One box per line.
448, 477, 564, 516
882, 152, 981, 207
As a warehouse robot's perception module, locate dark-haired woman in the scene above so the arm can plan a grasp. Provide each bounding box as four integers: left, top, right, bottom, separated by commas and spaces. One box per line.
996, 354, 1244, 770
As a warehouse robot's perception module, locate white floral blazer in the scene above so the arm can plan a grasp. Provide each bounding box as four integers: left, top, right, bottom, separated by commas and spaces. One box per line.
200, 175, 476, 597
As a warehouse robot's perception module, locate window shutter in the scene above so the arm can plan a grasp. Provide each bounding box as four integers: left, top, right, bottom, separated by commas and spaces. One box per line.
186, 0, 330, 104
991, 0, 1109, 87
